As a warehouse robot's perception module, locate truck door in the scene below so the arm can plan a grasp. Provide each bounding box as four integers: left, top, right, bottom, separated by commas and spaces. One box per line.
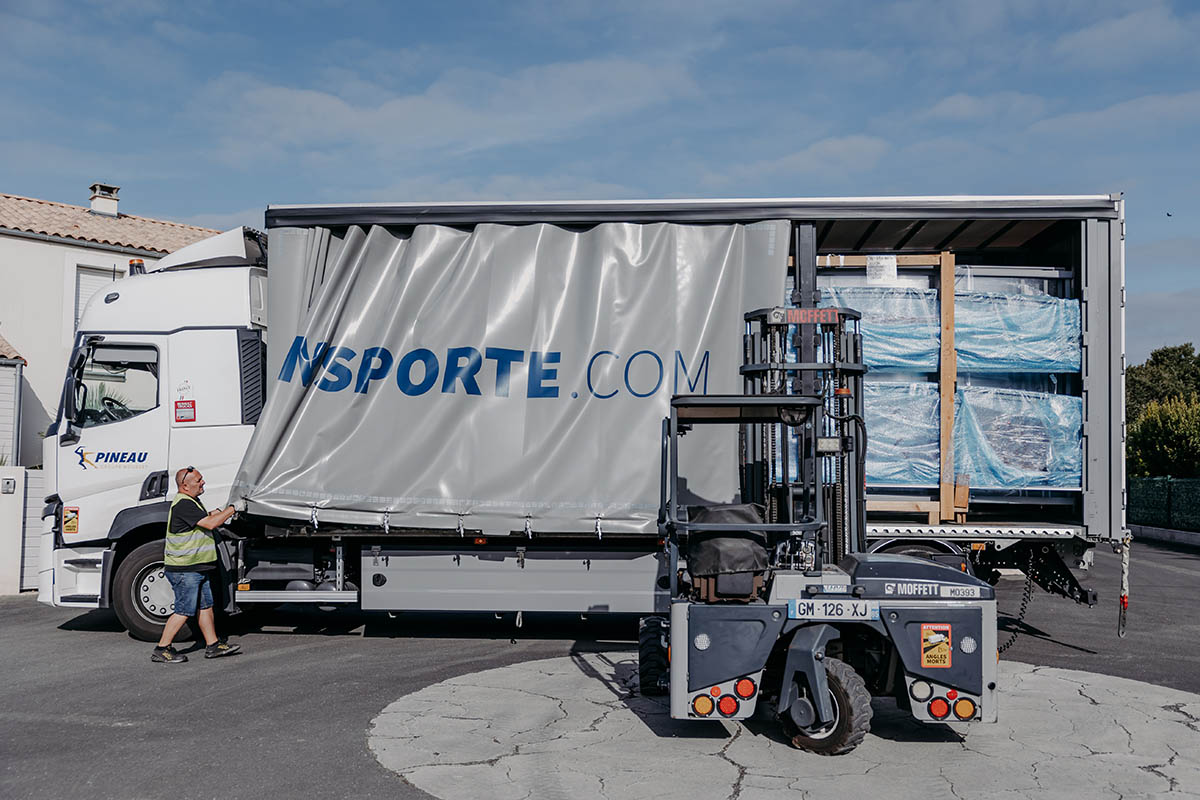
55, 339, 169, 599
166, 328, 261, 508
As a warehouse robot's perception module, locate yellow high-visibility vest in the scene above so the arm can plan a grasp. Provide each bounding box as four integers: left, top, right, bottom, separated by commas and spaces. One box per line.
164, 493, 217, 568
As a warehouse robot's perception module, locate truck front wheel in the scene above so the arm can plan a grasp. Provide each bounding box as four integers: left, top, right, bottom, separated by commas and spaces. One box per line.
783, 657, 872, 755
112, 540, 195, 642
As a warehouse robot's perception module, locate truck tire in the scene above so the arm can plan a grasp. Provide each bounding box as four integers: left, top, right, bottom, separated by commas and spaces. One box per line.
784, 657, 872, 755
111, 540, 195, 642
638, 616, 669, 696
878, 542, 944, 559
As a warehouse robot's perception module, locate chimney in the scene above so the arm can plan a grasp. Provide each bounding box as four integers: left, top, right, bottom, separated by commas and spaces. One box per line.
89, 183, 120, 216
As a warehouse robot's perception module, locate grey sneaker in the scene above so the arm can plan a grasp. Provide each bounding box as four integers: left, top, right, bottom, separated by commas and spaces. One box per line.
151, 645, 188, 664
204, 640, 241, 659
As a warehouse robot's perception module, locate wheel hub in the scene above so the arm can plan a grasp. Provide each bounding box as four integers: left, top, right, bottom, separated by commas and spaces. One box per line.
797, 688, 840, 740
135, 563, 175, 619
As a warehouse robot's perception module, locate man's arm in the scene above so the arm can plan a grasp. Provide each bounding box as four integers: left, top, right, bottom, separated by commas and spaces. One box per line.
196, 505, 236, 531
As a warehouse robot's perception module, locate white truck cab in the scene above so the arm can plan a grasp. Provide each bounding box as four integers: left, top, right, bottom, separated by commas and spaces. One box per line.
38, 229, 266, 636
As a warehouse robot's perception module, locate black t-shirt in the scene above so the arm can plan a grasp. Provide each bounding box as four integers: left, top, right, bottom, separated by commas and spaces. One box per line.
167, 497, 217, 572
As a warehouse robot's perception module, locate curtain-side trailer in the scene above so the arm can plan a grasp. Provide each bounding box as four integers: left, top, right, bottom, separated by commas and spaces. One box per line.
36, 196, 1125, 641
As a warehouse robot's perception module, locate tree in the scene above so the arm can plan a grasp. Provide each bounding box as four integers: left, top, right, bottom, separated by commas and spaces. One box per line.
1126, 343, 1200, 425
1127, 395, 1200, 478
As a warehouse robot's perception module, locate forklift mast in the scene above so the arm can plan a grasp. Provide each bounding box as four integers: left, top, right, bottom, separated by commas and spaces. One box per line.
739, 305, 867, 568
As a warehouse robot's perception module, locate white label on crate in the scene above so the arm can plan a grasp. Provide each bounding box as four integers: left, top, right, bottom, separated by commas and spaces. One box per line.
866, 254, 898, 285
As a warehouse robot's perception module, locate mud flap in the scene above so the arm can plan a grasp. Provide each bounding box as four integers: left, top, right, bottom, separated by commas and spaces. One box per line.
216, 540, 240, 615
777, 624, 838, 725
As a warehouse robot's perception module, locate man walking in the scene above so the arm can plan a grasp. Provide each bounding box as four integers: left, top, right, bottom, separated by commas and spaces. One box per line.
152, 466, 242, 663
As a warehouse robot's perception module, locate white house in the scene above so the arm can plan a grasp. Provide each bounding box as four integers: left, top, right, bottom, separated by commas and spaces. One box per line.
0, 184, 217, 466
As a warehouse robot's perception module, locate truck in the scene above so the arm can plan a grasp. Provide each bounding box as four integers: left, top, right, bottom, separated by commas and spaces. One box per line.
38, 195, 1125, 642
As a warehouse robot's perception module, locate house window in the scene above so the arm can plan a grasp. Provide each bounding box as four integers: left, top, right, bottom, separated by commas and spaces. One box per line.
75, 266, 117, 330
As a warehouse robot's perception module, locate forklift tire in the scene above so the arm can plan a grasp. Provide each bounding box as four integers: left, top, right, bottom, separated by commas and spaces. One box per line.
783, 657, 872, 755
638, 616, 669, 696
112, 540, 196, 643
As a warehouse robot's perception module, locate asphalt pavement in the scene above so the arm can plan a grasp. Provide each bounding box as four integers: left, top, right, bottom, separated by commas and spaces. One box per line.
997, 538, 1200, 695
0, 539, 1196, 800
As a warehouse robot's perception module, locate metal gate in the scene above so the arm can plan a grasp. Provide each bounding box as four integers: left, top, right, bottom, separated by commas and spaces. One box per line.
21, 470, 44, 591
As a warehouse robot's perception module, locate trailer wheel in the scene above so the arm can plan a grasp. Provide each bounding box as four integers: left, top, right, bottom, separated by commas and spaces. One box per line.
784, 657, 872, 755
112, 540, 195, 642
878, 542, 944, 559
638, 616, 669, 696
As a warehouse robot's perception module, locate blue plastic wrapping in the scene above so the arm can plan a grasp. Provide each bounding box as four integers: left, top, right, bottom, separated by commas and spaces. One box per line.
819, 286, 1081, 373
863, 381, 942, 486
860, 381, 1082, 489
820, 287, 938, 370
956, 292, 1081, 373
954, 386, 1082, 489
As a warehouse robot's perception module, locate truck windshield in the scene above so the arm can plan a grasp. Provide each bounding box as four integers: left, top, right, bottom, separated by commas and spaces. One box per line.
74, 345, 159, 429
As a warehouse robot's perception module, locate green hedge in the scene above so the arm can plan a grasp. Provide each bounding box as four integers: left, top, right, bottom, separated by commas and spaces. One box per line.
1129, 477, 1200, 531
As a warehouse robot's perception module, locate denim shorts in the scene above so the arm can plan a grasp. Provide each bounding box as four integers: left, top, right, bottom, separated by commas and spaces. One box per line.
165, 571, 213, 617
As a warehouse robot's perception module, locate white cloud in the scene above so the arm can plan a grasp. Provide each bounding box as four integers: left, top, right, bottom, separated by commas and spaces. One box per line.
1030, 90, 1200, 135
777, 135, 891, 174
196, 57, 697, 166
704, 135, 890, 187
149, 19, 255, 51
927, 91, 1047, 122
754, 45, 893, 82
1053, 4, 1198, 68
513, 0, 802, 38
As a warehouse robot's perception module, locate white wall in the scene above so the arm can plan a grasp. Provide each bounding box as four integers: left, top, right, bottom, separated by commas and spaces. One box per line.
0, 234, 159, 465
0, 467, 25, 594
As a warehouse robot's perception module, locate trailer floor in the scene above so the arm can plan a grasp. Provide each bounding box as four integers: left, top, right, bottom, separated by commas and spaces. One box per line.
1, 541, 1196, 799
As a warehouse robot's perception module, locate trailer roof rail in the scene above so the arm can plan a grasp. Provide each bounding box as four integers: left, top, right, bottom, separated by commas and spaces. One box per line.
265, 195, 1121, 229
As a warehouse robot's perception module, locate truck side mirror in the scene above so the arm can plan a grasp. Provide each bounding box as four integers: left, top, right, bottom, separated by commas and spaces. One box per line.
60, 422, 81, 446
60, 383, 86, 446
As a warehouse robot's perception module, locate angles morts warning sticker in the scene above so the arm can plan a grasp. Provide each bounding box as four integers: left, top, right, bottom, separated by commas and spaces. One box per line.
63, 507, 79, 534
921, 623, 952, 668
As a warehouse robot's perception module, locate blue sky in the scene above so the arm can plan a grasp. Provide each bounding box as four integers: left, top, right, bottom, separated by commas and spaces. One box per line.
1, 0, 1197, 362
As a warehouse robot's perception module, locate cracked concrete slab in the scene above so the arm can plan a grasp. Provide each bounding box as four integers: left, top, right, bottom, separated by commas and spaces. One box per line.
369, 655, 1200, 800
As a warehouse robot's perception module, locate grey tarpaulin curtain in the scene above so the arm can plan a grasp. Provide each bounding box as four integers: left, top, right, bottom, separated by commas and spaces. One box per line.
234, 220, 788, 535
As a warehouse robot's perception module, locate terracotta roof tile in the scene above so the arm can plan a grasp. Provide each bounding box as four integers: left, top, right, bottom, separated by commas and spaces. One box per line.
0, 192, 219, 254
0, 332, 25, 363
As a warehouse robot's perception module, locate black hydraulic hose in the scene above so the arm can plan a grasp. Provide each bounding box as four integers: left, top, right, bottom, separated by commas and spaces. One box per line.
826, 411, 868, 549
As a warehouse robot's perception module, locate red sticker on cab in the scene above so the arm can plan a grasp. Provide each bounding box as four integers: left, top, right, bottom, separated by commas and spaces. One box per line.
175, 400, 196, 423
